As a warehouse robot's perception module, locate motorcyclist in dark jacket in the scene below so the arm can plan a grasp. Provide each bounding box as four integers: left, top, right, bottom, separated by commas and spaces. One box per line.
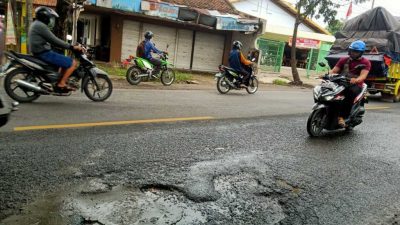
228, 41, 253, 87
28, 6, 82, 91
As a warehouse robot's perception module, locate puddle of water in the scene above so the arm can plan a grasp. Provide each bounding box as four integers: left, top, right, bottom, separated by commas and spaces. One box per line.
63, 185, 207, 225
1, 181, 207, 225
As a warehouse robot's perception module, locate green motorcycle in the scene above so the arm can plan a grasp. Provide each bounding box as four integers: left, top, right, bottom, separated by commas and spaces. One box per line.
126, 52, 175, 86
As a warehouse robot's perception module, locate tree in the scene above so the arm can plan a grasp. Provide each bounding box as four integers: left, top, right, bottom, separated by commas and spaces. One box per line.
288, 0, 370, 85
26, 0, 33, 53
54, 0, 73, 43
326, 19, 344, 35
54, 0, 87, 44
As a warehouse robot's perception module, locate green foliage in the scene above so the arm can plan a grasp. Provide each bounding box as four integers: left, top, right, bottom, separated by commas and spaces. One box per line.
174, 72, 193, 83
272, 79, 289, 86
326, 19, 344, 35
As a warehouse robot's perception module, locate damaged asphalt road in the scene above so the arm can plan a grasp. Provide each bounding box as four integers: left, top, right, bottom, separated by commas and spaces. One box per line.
1, 109, 400, 225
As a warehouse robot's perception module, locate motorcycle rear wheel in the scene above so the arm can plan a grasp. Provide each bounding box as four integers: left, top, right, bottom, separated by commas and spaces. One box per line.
126, 66, 142, 85
217, 77, 231, 94
4, 68, 41, 103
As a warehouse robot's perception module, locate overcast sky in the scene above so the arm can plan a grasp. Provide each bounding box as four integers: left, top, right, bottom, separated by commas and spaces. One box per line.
283, 0, 400, 26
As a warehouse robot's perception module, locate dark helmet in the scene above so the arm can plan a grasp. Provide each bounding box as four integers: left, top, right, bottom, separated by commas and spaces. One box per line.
232, 40, 243, 50
144, 31, 154, 39
348, 40, 366, 59
35, 6, 59, 25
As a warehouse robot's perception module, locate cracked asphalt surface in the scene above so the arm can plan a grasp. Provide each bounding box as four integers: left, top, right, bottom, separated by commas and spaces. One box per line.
0, 87, 400, 225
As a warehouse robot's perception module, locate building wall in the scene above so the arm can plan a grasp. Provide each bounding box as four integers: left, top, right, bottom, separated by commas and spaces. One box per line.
233, 0, 315, 32
232, 31, 258, 54
110, 16, 123, 62
108, 16, 235, 72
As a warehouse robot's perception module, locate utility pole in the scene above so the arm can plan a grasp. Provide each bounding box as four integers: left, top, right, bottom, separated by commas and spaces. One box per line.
26, 0, 33, 53
371, 0, 375, 9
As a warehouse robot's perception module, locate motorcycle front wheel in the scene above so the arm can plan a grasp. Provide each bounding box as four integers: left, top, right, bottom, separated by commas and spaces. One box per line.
307, 108, 326, 137
160, 68, 175, 86
246, 77, 259, 94
84, 74, 113, 102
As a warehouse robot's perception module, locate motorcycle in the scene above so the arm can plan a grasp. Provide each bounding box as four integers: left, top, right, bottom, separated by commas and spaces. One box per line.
215, 64, 259, 94
307, 65, 368, 137
125, 47, 175, 86
0, 94, 18, 128
2, 45, 113, 103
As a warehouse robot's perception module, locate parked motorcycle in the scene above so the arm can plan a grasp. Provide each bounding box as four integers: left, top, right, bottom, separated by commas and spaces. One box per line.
307, 67, 368, 137
125, 48, 175, 86
215, 64, 258, 94
2, 45, 113, 103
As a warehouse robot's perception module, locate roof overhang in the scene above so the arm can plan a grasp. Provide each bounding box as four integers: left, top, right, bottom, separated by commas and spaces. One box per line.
261, 25, 335, 43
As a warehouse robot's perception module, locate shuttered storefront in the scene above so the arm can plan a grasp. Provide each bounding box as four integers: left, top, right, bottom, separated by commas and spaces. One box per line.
121, 20, 140, 61
142, 23, 177, 63
192, 32, 225, 72
175, 29, 193, 69
120, 21, 226, 71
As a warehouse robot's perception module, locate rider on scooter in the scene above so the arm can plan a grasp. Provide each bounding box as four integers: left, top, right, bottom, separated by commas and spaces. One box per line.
329, 40, 371, 127
229, 41, 254, 88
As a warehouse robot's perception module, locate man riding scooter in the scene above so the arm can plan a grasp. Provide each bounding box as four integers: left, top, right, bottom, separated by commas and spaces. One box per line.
328, 40, 371, 127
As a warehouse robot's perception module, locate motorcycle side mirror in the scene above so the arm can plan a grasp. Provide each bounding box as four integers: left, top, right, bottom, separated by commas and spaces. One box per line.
66, 35, 72, 41
318, 62, 326, 67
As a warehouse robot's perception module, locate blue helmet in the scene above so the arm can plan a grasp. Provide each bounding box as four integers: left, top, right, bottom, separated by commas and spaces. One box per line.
349, 40, 366, 52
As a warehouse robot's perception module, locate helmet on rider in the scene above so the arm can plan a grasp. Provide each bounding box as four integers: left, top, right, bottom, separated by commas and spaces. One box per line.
348, 40, 366, 60
144, 31, 154, 40
35, 6, 59, 29
232, 40, 243, 50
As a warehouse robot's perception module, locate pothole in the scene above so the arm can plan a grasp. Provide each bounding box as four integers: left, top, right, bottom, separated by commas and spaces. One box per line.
1, 154, 303, 225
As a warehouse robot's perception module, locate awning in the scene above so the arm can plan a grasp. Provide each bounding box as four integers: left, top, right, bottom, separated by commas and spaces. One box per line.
261, 25, 336, 43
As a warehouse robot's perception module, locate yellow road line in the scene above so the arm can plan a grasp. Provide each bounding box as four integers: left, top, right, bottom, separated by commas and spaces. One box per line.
14, 116, 215, 131
365, 106, 391, 110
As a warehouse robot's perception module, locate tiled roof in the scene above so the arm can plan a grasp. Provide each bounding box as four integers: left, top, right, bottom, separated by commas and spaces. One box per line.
161, 0, 237, 14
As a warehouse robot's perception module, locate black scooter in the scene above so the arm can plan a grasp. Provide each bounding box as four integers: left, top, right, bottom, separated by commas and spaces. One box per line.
307, 63, 368, 137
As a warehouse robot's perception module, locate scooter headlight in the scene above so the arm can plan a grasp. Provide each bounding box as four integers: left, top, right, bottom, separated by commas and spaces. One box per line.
323, 96, 334, 101
313, 86, 321, 100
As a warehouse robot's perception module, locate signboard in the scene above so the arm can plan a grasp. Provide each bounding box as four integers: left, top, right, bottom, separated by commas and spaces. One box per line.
33, 0, 57, 6
142, 1, 178, 19
288, 37, 321, 49
5, 1, 16, 45
112, 0, 141, 12
96, 0, 112, 8
216, 17, 257, 32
